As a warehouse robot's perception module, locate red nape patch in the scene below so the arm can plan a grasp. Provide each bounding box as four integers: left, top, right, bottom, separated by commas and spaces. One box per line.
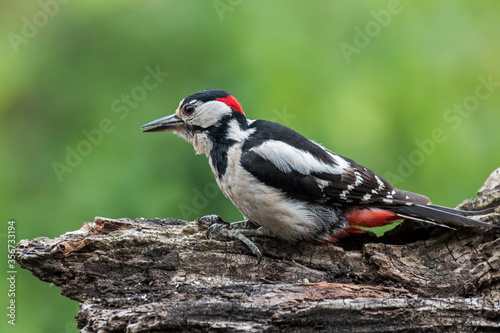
216, 95, 244, 114
346, 209, 400, 228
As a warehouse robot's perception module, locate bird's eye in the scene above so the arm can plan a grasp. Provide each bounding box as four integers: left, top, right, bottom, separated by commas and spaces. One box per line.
185, 105, 195, 115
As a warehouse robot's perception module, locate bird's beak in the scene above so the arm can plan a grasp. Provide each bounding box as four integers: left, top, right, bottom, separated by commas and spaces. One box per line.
141, 114, 185, 132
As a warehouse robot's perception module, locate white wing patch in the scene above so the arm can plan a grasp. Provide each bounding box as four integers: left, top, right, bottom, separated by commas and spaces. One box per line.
374, 175, 386, 190
327, 152, 352, 172
353, 170, 363, 186
316, 179, 330, 190
340, 190, 349, 201
339, 169, 367, 202
250, 140, 348, 175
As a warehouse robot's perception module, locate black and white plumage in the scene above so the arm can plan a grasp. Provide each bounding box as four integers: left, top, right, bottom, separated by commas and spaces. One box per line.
142, 89, 497, 243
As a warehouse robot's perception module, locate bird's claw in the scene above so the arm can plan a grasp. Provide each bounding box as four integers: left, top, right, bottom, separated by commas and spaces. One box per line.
198, 215, 231, 238
200, 215, 262, 265
198, 214, 228, 225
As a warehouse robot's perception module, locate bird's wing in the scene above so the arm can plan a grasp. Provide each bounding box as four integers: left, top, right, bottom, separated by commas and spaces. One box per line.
240, 147, 427, 206
241, 121, 429, 206
241, 121, 498, 230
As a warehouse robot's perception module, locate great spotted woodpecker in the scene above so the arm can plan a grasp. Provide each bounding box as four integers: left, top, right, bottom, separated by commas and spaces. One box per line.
142, 89, 497, 261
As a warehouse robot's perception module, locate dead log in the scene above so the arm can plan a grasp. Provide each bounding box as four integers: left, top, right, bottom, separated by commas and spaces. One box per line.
15, 169, 500, 332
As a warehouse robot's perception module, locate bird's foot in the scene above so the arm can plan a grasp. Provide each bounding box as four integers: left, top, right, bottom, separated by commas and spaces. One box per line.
197, 214, 230, 228
198, 215, 264, 265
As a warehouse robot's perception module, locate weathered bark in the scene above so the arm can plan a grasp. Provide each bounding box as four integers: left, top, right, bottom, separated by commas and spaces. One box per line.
15, 169, 500, 332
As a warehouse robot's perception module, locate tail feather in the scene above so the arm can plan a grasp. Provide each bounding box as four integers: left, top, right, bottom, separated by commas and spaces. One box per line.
428, 204, 496, 216
391, 204, 498, 229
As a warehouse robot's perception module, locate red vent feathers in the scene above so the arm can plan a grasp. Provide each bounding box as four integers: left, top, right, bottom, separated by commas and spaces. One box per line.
216, 95, 244, 115
346, 209, 400, 228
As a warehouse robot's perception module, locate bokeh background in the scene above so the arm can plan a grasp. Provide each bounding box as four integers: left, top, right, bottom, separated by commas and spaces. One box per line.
2, 1, 500, 332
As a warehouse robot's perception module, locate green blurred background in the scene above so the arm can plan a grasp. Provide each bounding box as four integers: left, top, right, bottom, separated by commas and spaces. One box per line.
1, 1, 500, 332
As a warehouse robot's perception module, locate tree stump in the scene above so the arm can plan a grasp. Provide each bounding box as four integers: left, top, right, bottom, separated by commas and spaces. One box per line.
15, 169, 500, 332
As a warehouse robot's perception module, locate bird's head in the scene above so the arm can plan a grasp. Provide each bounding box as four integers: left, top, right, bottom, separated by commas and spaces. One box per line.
141, 89, 246, 155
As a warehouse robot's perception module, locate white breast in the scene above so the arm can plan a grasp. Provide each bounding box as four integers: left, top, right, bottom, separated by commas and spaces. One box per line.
210, 143, 323, 241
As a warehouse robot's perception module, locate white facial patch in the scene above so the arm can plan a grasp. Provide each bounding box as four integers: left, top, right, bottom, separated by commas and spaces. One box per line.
250, 140, 348, 175
189, 100, 232, 128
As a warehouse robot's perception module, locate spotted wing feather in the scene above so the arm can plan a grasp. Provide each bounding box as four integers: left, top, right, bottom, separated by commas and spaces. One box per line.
315, 156, 430, 206
241, 120, 429, 207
